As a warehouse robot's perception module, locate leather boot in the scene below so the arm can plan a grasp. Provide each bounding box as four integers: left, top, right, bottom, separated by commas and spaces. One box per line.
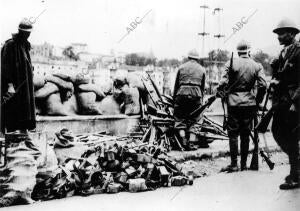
229, 137, 238, 167
220, 137, 238, 172
279, 175, 299, 190
240, 135, 250, 171
220, 164, 238, 173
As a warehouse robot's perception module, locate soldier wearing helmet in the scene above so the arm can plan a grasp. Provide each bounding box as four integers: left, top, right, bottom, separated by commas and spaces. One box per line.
173, 49, 206, 150
1, 18, 35, 133
0, 18, 38, 206
271, 18, 300, 190
217, 40, 267, 172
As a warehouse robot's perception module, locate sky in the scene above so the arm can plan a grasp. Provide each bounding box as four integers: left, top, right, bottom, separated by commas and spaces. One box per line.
1, 0, 300, 59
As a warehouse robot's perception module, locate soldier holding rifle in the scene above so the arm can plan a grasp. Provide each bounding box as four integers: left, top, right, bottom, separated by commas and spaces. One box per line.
217, 40, 267, 172
0, 19, 40, 207
270, 18, 300, 190
173, 50, 206, 151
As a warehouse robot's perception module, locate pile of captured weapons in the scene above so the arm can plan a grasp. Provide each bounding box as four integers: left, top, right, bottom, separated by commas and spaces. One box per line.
31, 132, 193, 201
138, 73, 227, 151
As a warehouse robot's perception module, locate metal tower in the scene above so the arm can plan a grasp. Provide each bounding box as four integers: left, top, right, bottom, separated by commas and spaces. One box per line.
198, 5, 210, 58
212, 7, 225, 50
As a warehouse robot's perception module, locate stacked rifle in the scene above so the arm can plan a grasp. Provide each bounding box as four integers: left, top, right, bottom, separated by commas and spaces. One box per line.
140, 73, 228, 151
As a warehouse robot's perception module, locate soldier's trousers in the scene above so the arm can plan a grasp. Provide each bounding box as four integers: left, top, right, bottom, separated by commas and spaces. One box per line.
174, 95, 202, 134
227, 107, 256, 166
272, 107, 300, 181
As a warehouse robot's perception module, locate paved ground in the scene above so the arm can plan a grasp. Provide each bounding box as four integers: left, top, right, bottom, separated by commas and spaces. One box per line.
1, 164, 299, 211
2, 129, 296, 211
169, 132, 278, 162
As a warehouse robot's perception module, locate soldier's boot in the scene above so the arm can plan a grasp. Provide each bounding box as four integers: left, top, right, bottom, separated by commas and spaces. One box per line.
179, 130, 196, 151
220, 138, 238, 172
280, 154, 300, 190
279, 176, 299, 190
240, 135, 250, 171
186, 133, 198, 151
220, 164, 239, 173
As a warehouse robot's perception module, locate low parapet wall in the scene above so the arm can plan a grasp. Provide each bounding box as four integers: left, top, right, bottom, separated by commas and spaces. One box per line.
35, 114, 141, 139
34, 112, 225, 139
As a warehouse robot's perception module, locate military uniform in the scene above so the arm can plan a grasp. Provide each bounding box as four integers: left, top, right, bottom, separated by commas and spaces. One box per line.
173, 54, 206, 145
270, 18, 300, 189
1, 32, 36, 133
0, 19, 40, 207
271, 41, 300, 186
218, 41, 267, 170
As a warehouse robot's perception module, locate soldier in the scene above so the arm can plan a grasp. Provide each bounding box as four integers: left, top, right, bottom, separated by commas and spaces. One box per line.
173, 50, 206, 151
271, 18, 300, 190
0, 19, 40, 207
1, 18, 36, 134
217, 40, 267, 172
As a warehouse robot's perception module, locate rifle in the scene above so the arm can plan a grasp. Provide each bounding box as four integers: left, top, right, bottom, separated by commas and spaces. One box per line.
189, 95, 217, 118
255, 107, 274, 133
142, 73, 172, 116
255, 43, 299, 132
260, 149, 275, 170
250, 115, 259, 170
249, 125, 275, 170
221, 52, 234, 130
255, 74, 274, 133
189, 52, 235, 120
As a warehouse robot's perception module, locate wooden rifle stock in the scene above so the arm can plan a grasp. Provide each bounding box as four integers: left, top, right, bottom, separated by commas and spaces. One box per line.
255, 107, 274, 133
190, 95, 216, 118
256, 43, 299, 133
250, 116, 259, 170
260, 150, 275, 170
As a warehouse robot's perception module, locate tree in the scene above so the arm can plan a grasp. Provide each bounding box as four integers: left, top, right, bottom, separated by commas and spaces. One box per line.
157, 58, 180, 67
125, 53, 156, 66
208, 49, 230, 62
252, 50, 272, 76
62, 46, 79, 61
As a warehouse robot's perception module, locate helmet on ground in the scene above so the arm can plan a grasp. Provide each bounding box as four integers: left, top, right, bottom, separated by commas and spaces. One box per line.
273, 18, 299, 34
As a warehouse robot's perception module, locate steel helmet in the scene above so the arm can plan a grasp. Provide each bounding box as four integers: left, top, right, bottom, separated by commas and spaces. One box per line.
18, 18, 33, 32
273, 18, 299, 34
236, 40, 251, 53
187, 49, 200, 60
